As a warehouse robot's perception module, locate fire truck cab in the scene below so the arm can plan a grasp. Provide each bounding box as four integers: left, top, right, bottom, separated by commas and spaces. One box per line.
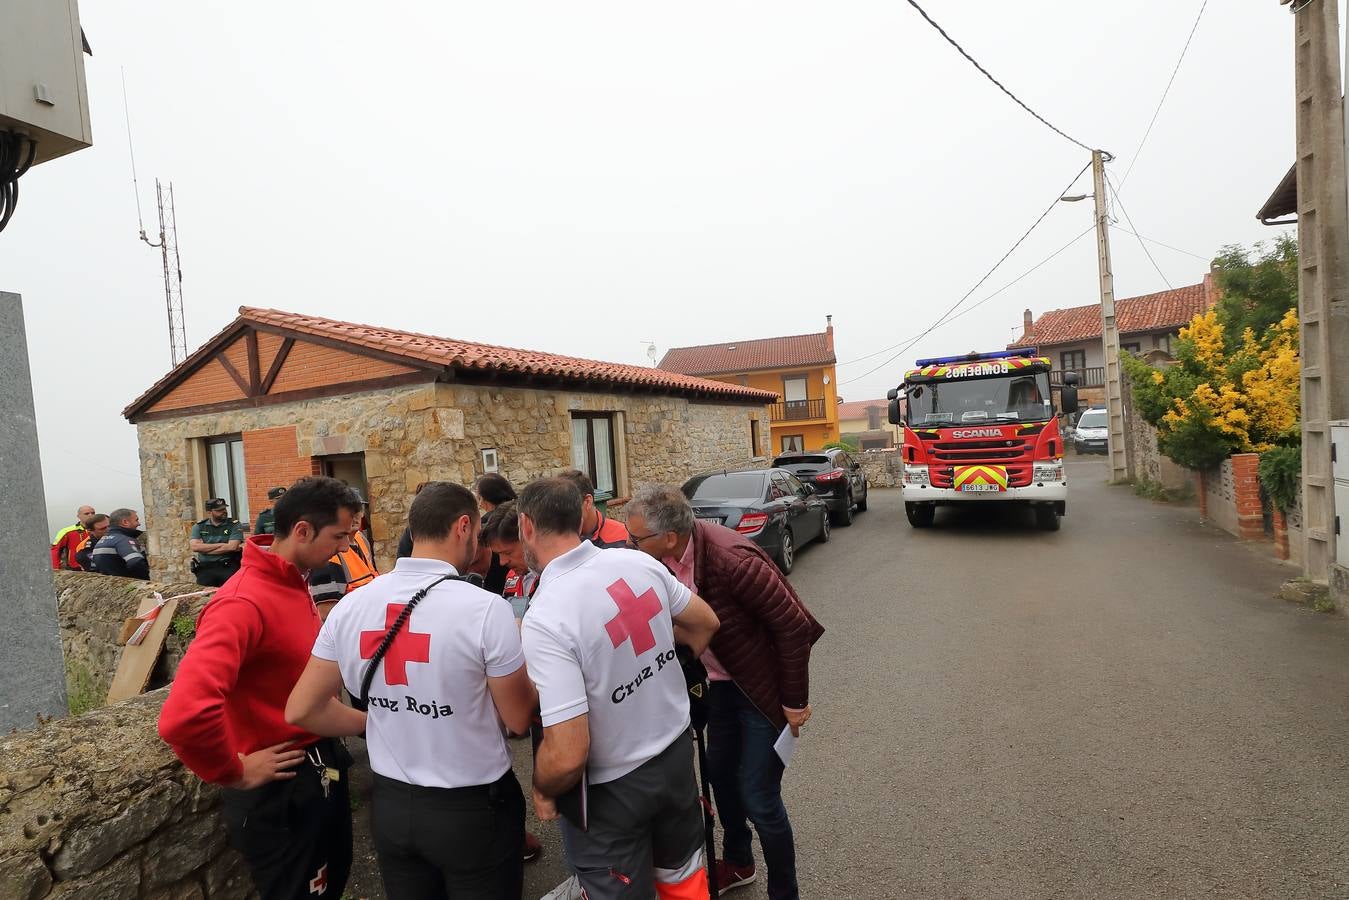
888, 348, 1079, 531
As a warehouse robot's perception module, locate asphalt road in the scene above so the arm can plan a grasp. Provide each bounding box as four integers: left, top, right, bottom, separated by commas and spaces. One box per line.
349, 459, 1349, 898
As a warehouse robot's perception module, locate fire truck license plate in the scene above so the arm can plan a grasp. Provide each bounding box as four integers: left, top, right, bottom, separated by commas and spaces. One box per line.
961, 483, 1002, 493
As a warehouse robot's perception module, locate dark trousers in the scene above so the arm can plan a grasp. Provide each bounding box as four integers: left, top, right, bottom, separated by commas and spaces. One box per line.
220, 739, 353, 900
707, 682, 799, 900
195, 559, 240, 587
372, 769, 525, 900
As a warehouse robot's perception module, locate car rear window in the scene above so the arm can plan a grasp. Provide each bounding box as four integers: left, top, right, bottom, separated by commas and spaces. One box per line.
773, 455, 831, 467
687, 472, 767, 499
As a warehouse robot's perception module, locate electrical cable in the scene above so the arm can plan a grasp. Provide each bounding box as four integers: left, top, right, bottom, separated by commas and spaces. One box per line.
838, 223, 1094, 368
0, 130, 38, 233
1119, 0, 1208, 187
1107, 225, 1210, 262
840, 160, 1093, 387
1105, 173, 1173, 289
901, 0, 1099, 155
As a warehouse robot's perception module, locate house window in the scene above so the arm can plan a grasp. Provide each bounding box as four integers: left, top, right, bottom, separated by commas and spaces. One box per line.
205, 435, 250, 525
750, 419, 761, 458
1157, 334, 1172, 354
1061, 350, 1086, 372
1121, 342, 1141, 354
781, 434, 805, 453
570, 413, 617, 498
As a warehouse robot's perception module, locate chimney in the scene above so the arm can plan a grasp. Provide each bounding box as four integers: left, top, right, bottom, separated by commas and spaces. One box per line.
826, 314, 834, 351
1022, 309, 1033, 339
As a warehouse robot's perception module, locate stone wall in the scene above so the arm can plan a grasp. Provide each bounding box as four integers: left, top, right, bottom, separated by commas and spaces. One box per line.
857, 449, 901, 488
1122, 368, 1196, 496
0, 689, 251, 900
138, 382, 769, 577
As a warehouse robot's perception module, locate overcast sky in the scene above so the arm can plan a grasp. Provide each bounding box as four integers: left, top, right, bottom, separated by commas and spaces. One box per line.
1, 1, 1312, 536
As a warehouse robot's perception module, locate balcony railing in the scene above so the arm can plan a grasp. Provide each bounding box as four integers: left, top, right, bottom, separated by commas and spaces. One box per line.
770, 398, 827, 422
1050, 367, 1105, 388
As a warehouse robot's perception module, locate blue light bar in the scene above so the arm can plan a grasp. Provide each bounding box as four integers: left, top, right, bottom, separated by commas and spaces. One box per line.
914, 347, 1039, 366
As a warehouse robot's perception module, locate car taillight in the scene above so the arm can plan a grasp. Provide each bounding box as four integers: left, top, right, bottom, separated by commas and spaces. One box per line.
817, 468, 847, 482
737, 512, 769, 535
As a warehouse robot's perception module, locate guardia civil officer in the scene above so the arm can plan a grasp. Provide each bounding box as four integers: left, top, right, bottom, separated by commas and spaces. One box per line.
190, 498, 245, 587
287, 482, 538, 899
254, 486, 287, 536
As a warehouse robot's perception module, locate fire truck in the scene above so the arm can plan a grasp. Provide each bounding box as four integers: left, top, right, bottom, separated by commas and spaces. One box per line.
887, 348, 1080, 531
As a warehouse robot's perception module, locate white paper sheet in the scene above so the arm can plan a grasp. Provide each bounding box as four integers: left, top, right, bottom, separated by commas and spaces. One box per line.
774, 726, 798, 768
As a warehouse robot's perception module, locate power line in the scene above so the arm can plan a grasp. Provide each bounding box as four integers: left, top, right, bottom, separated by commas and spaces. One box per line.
840, 160, 1093, 386
1119, 0, 1208, 187
1106, 173, 1172, 289
838, 223, 1093, 368
1108, 225, 1210, 262
902, 0, 1098, 154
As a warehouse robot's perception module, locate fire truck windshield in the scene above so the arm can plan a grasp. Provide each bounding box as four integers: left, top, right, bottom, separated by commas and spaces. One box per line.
905, 372, 1053, 426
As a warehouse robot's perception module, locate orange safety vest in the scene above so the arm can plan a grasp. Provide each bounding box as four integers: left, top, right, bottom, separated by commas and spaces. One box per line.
335, 531, 379, 594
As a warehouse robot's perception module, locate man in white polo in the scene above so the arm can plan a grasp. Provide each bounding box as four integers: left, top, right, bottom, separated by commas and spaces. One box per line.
518, 477, 720, 900
286, 481, 537, 900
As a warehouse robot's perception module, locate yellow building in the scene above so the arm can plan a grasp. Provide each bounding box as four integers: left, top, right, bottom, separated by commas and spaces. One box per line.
837, 398, 902, 450
660, 318, 840, 454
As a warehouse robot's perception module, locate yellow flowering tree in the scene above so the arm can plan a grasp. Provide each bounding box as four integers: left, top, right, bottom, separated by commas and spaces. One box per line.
1122, 243, 1300, 471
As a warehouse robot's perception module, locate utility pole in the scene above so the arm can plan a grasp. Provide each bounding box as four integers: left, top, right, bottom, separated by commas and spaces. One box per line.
1092, 149, 1128, 483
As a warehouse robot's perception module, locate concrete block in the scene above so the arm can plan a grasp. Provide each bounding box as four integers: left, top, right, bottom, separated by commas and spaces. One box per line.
0, 293, 67, 731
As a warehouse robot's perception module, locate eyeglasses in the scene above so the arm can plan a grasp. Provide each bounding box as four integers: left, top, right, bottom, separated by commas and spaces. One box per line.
628, 531, 668, 546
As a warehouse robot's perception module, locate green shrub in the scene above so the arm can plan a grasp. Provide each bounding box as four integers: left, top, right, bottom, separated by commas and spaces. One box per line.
1259, 444, 1302, 513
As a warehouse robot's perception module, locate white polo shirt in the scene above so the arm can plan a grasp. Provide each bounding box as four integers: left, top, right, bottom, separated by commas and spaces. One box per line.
521, 541, 692, 785
313, 556, 524, 789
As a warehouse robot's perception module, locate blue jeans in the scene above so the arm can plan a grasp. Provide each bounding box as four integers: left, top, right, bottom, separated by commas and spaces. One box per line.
706, 682, 798, 900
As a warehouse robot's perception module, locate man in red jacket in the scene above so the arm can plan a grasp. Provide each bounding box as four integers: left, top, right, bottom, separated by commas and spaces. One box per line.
626, 486, 824, 900
159, 477, 364, 900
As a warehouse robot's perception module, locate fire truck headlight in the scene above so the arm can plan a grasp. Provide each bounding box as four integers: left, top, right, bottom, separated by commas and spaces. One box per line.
1033, 462, 1065, 483
903, 465, 930, 486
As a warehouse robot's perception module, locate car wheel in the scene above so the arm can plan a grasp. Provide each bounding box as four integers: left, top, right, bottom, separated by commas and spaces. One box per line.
1035, 505, 1062, 531
818, 511, 831, 543
856, 484, 868, 512
776, 528, 795, 574
833, 494, 855, 527
905, 502, 935, 528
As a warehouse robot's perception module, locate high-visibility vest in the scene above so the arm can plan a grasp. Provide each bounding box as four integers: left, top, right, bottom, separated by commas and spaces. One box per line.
336, 531, 378, 593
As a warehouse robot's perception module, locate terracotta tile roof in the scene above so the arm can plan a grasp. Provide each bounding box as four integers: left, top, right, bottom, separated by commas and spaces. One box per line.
125, 307, 777, 419
1008, 279, 1214, 350
836, 398, 888, 421
659, 330, 835, 376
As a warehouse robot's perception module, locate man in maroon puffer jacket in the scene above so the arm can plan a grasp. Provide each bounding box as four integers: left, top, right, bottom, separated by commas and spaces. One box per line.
626, 486, 824, 900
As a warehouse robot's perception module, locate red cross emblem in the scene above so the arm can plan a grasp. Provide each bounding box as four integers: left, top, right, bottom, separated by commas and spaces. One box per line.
604, 579, 662, 656
308, 863, 328, 894
360, 604, 431, 685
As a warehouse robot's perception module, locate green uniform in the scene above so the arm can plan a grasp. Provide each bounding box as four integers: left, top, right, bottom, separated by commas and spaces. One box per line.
254, 507, 277, 535
191, 517, 244, 566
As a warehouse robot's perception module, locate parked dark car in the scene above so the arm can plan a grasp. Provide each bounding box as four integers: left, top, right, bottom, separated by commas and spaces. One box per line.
771, 448, 870, 525
681, 468, 830, 574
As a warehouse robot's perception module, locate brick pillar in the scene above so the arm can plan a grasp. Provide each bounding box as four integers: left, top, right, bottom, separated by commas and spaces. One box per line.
1273, 508, 1290, 560
1198, 469, 1209, 521
1231, 452, 1265, 541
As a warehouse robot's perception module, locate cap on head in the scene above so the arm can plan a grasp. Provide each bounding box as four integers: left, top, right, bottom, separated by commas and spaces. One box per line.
204, 498, 227, 511
267, 486, 288, 501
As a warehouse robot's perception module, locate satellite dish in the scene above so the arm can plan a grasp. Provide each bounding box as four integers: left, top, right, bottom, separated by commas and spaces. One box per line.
644, 341, 658, 366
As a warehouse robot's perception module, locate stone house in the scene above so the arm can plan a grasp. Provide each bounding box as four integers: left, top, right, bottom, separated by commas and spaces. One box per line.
659, 317, 840, 454
123, 307, 775, 580
1008, 276, 1217, 407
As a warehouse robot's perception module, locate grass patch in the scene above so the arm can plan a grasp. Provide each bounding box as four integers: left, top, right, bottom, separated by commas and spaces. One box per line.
65, 657, 108, 716
1132, 477, 1193, 504
171, 614, 196, 641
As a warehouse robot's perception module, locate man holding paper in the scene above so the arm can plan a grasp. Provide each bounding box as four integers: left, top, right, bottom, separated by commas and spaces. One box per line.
626, 486, 825, 900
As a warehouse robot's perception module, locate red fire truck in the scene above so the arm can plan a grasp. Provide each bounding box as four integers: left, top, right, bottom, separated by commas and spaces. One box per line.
887, 348, 1080, 531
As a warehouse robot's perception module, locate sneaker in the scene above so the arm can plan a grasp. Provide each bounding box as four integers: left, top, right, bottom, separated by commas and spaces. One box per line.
539, 875, 583, 900
523, 831, 543, 862
715, 860, 757, 895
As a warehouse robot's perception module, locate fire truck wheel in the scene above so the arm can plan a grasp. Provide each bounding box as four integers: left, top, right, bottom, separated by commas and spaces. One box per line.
1035, 506, 1062, 531
905, 502, 935, 528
